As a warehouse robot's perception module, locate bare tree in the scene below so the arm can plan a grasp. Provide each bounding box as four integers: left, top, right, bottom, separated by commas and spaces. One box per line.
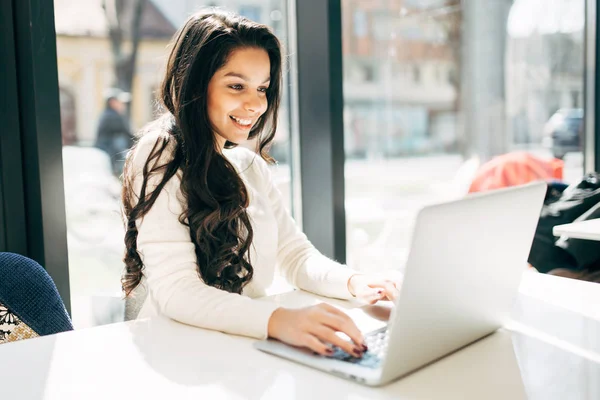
102, 0, 147, 115
394, 1, 462, 153
423, 1, 462, 105
427, 0, 462, 153
423, 0, 515, 159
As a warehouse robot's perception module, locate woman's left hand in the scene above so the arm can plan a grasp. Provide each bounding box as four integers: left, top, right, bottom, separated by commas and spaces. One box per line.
347, 272, 403, 304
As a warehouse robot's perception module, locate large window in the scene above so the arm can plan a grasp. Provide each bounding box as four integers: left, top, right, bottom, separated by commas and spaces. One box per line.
341, 0, 586, 273
5, 0, 597, 326
54, 0, 293, 328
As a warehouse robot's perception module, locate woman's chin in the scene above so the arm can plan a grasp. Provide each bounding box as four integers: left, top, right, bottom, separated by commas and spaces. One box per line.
229, 132, 251, 144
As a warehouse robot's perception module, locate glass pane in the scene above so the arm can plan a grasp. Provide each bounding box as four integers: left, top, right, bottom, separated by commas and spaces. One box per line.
342, 0, 585, 273
54, 0, 293, 328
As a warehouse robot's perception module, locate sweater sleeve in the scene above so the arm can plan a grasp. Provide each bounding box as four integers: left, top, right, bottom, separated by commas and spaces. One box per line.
131, 136, 279, 339
251, 156, 358, 300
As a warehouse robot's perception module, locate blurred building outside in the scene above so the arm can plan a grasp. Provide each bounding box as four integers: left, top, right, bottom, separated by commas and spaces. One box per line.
342, 0, 584, 160
55, 0, 176, 145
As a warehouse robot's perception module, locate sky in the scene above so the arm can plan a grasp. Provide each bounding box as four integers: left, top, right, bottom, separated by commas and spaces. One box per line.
507, 0, 585, 37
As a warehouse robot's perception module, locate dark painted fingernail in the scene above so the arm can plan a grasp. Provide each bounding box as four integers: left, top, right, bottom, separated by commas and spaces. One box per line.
325, 348, 334, 355
352, 349, 363, 357
362, 344, 368, 351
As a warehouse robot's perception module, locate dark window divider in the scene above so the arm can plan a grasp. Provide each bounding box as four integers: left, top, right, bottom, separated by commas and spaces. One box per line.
293, 0, 347, 262
0, 0, 27, 254
590, 0, 600, 172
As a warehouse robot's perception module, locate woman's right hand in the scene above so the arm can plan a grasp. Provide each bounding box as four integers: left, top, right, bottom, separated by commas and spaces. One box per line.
267, 303, 366, 357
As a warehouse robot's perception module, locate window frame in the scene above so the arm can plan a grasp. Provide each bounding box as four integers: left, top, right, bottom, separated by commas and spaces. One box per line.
1, 0, 70, 312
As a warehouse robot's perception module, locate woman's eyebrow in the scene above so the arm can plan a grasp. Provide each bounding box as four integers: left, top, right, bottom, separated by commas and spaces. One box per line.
223, 72, 270, 83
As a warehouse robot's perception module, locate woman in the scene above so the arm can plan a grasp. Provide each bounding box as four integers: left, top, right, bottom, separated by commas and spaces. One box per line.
121, 10, 400, 358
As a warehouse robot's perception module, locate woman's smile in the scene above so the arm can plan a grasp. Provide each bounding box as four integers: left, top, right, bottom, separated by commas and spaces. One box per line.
229, 115, 254, 130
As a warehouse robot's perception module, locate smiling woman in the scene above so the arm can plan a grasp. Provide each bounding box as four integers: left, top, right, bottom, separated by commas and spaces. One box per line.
119, 9, 401, 358
121, 11, 283, 298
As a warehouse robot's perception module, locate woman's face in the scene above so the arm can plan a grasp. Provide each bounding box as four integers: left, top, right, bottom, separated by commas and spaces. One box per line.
207, 47, 271, 149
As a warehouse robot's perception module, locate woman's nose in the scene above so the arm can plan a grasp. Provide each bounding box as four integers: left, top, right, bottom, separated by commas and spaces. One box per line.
244, 93, 266, 114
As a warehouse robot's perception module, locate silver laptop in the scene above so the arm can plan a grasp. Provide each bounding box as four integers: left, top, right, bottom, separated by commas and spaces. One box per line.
254, 182, 547, 386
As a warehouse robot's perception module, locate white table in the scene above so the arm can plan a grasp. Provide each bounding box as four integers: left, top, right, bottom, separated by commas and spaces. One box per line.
553, 218, 600, 241
1, 271, 599, 400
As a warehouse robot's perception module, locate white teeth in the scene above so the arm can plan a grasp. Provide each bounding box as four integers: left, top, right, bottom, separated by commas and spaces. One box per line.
230, 116, 252, 126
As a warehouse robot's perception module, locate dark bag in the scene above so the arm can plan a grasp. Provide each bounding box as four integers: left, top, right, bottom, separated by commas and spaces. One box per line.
527, 173, 600, 274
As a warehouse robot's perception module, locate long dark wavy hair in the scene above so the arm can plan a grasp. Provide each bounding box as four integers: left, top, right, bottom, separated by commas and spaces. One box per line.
121, 10, 282, 296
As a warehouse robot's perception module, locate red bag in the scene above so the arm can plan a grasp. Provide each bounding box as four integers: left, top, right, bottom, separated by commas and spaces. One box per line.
469, 152, 563, 193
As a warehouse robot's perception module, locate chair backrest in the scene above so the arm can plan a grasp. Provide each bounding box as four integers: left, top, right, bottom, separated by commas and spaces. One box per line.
0, 252, 73, 342
124, 282, 147, 321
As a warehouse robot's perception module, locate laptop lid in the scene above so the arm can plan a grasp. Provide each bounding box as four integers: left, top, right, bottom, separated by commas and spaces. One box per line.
379, 182, 546, 383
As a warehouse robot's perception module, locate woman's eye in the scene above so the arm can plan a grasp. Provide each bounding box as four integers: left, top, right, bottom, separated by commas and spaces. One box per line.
258, 87, 268, 93
229, 84, 244, 90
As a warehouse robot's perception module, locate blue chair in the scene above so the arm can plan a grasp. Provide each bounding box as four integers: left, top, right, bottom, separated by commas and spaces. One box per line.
0, 252, 73, 344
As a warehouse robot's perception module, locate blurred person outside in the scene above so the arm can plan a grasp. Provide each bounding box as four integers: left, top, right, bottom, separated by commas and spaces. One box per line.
60, 89, 126, 327
95, 88, 134, 176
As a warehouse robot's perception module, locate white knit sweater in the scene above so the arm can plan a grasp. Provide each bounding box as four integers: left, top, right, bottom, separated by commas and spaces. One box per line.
133, 130, 357, 339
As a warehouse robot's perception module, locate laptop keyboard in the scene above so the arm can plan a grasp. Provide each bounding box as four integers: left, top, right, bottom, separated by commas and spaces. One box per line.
329, 327, 388, 369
